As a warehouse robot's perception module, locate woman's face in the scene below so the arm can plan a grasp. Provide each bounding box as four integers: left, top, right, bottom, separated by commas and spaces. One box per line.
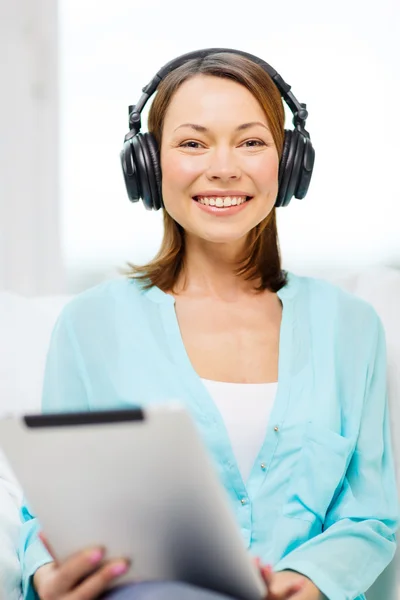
160, 74, 280, 246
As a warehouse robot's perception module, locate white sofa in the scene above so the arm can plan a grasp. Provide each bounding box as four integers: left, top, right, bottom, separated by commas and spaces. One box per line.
0, 267, 399, 600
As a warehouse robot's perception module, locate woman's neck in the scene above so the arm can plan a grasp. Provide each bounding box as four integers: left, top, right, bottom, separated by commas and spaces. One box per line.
175, 235, 260, 301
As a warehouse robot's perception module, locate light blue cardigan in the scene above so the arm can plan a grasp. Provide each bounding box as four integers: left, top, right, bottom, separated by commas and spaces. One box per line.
19, 272, 399, 600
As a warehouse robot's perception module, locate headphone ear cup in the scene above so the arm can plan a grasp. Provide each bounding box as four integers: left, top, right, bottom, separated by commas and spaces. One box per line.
139, 134, 159, 211
120, 139, 141, 203
276, 130, 293, 208
132, 135, 154, 210
277, 129, 313, 207
295, 137, 315, 199
283, 129, 304, 207
142, 133, 163, 210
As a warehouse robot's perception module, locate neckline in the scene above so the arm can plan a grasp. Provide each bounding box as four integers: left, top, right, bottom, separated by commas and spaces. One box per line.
146, 269, 296, 416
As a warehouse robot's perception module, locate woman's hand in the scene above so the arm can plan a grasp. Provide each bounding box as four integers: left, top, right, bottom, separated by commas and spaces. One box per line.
33, 531, 131, 600
266, 571, 322, 600
255, 559, 322, 600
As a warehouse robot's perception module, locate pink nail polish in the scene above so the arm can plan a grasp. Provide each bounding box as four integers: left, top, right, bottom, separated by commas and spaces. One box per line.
89, 549, 104, 564
110, 562, 129, 576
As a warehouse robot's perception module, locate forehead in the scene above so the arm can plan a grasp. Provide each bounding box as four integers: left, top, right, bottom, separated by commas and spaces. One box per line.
162, 75, 267, 131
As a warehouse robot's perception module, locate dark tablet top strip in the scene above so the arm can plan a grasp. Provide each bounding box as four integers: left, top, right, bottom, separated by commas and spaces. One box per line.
23, 409, 145, 428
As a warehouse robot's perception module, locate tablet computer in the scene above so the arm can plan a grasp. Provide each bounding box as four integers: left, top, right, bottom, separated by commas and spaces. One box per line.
0, 404, 267, 600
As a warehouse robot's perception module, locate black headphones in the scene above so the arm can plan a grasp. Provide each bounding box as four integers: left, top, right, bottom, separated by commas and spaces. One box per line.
120, 48, 315, 210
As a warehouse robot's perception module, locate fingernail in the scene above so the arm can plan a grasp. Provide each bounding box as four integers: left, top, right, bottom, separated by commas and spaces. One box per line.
262, 565, 273, 576
89, 549, 104, 564
110, 562, 129, 576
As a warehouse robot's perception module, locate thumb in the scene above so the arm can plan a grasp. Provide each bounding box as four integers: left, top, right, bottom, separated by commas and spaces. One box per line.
253, 557, 274, 586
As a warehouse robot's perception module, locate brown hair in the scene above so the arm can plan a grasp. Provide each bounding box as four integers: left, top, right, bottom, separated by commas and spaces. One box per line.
127, 52, 288, 293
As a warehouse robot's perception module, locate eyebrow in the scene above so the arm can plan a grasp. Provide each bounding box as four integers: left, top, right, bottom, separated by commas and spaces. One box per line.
173, 121, 270, 133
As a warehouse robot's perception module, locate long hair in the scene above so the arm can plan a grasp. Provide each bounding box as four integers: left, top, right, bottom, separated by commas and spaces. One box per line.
127, 52, 288, 293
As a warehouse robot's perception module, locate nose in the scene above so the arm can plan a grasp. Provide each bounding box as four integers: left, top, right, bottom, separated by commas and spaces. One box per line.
206, 148, 241, 181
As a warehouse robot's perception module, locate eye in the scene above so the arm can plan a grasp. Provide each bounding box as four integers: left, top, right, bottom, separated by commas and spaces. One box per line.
179, 141, 203, 149
179, 139, 267, 149
242, 139, 266, 148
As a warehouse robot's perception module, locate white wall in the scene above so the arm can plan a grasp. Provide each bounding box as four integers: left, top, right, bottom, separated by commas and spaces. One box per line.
0, 0, 64, 296
59, 0, 400, 292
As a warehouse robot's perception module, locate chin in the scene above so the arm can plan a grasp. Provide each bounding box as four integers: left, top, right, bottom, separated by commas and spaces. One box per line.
195, 228, 251, 245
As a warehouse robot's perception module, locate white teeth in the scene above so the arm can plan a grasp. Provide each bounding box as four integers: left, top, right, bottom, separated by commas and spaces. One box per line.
196, 195, 249, 207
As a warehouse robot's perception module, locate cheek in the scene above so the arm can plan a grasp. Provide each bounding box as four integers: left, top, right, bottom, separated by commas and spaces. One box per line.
249, 153, 279, 187
161, 153, 203, 189
160, 154, 194, 221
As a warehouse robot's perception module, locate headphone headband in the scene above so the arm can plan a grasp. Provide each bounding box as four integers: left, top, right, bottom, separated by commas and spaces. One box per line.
126, 48, 310, 140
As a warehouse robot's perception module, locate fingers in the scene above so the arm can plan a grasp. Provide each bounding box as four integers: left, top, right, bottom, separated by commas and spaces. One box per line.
35, 533, 131, 600
261, 565, 274, 587
254, 557, 274, 600
268, 574, 305, 599
35, 548, 105, 598
252, 560, 306, 600
53, 547, 109, 594
284, 584, 319, 600
66, 559, 131, 600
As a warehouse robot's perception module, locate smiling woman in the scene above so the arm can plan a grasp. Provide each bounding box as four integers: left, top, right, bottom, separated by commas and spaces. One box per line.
18, 48, 398, 600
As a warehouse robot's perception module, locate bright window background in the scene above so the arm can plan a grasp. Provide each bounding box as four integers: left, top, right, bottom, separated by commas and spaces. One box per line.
59, 0, 400, 292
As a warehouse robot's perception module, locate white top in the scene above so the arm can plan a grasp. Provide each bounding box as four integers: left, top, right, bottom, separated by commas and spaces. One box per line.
201, 379, 278, 483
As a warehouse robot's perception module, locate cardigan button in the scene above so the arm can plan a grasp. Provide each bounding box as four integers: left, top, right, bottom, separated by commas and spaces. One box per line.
274, 425, 279, 432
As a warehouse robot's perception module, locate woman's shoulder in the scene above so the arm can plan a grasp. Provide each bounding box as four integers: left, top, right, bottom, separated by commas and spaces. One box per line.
287, 270, 382, 334
56, 277, 154, 325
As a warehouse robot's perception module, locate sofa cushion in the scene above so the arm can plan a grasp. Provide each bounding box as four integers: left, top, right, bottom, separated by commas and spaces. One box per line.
0, 293, 70, 415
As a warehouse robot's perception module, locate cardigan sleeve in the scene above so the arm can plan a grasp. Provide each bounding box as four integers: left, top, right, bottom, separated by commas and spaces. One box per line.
274, 314, 399, 600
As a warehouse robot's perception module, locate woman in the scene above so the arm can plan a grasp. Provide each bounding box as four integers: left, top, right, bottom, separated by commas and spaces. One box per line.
19, 49, 398, 600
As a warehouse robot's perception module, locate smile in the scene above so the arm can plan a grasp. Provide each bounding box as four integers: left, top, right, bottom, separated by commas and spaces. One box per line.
193, 196, 252, 207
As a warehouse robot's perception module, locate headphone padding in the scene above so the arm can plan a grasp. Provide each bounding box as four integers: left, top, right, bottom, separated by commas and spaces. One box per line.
145, 133, 163, 210
295, 138, 315, 199
277, 130, 293, 207
284, 130, 304, 207
133, 135, 153, 210
139, 135, 159, 210
121, 141, 140, 202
